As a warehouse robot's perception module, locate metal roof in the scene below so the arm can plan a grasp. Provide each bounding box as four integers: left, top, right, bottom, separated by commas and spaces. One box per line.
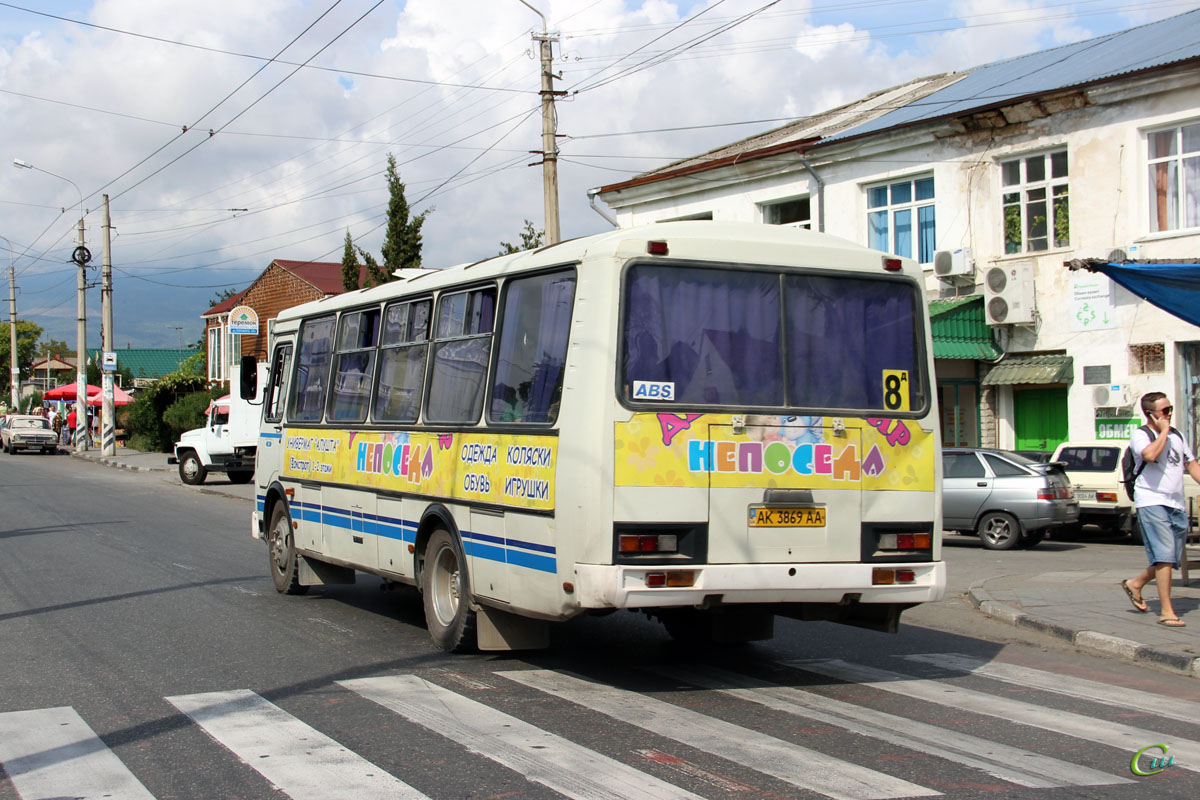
825, 9, 1200, 144
981, 355, 1073, 386
929, 296, 1002, 360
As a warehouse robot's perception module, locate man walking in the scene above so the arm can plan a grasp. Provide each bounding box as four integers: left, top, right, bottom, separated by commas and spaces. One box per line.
1121, 392, 1200, 627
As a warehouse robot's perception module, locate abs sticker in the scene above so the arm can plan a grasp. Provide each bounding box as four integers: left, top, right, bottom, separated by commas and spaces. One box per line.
632, 381, 675, 401
882, 369, 910, 411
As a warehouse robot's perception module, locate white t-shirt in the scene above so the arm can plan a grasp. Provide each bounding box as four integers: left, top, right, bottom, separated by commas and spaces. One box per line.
1131, 426, 1196, 510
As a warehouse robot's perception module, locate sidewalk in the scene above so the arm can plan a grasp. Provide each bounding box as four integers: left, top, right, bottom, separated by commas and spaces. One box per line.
64, 444, 1200, 677
969, 568, 1200, 678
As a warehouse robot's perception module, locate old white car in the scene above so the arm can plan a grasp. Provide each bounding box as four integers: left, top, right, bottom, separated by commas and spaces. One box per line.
1, 414, 58, 454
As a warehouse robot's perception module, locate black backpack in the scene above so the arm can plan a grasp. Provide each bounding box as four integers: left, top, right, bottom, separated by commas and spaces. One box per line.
1120, 425, 1180, 500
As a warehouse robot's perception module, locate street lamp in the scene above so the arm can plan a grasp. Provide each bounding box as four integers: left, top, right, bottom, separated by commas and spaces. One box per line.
0, 234, 17, 411
13, 158, 89, 451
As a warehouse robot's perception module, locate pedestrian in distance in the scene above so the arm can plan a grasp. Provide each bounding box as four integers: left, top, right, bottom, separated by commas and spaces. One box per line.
66, 407, 76, 446
1121, 391, 1200, 627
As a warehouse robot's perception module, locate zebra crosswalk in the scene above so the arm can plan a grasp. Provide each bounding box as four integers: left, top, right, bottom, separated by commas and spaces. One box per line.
1, 652, 1197, 800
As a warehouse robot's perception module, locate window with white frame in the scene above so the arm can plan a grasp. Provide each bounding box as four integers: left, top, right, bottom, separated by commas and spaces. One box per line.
1147, 122, 1200, 233
207, 325, 225, 382
1001, 150, 1068, 253
866, 176, 935, 263
762, 196, 810, 228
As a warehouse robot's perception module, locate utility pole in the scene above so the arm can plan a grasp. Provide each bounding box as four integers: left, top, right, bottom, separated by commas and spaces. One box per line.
1, 235, 17, 410
100, 194, 115, 455
517, 1, 562, 244
74, 218, 88, 452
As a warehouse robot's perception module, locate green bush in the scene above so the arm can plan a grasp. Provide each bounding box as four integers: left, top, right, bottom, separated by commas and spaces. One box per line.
163, 390, 222, 436
123, 373, 214, 453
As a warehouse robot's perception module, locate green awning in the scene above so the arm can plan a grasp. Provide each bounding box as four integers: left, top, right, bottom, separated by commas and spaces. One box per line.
929, 296, 1003, 360
981, 355, 1074, 386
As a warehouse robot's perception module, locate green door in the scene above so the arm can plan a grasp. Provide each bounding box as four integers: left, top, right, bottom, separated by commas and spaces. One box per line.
1014, 387, 1068, 452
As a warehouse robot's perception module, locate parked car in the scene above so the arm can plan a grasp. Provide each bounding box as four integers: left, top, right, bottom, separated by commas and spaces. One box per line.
942, 448, 1079, 550
1048, 440, 1132, 535
1051, 438, 1200, 542
1, 414, 58, 454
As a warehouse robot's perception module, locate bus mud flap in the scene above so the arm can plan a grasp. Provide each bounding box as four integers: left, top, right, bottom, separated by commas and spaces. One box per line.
298, 556, 356, 586
476, 606, 549, 651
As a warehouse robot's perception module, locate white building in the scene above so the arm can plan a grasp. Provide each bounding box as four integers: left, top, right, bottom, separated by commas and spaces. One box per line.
595, 10, 1200, 456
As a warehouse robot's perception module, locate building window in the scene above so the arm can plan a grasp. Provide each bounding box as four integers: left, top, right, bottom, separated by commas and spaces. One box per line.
207, 325, 224, 382
1148, 122, 1200, 233
762, 197, 810, 228
1130, 342, 1165, 374
866, 176, 935, 263
1001, 150, 1068, 253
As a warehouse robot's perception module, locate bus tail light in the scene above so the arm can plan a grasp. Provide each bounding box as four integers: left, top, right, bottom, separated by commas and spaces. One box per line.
873, 568, 916, 585
647, 240, 669, 255
877, 532, 931, 550
882, 257, 902, 271
620, 534, 678, 553
645, 571, 695, 588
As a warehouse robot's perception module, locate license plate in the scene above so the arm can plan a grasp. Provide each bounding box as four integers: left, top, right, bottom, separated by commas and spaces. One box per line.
748, 506, 826, 527
1075, 490, 1097, 502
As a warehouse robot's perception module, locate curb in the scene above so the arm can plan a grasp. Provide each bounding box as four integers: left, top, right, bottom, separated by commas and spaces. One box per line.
968, 584, 1200, 679
68, 450, 167, 473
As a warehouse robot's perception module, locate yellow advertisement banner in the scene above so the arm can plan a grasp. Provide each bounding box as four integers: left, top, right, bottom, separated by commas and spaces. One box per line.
615, 413, 934, 491
282, 428, 556, 511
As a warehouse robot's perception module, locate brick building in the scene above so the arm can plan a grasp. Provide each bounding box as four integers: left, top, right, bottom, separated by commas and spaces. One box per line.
204, 260, 366, 385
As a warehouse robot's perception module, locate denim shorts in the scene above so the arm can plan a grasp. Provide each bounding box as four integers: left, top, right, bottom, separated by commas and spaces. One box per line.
1140, 505, 1188, 566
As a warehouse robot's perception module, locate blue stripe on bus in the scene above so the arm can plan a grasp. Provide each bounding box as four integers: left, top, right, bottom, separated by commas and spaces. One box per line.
275, 499, 555, 572
261, 432, 283, 440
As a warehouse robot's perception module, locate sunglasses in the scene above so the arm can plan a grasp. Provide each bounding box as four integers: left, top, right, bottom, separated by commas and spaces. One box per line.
1156, 406, 1174, 415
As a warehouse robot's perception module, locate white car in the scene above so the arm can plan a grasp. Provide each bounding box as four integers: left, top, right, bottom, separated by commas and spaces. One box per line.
1, 414, 58, 454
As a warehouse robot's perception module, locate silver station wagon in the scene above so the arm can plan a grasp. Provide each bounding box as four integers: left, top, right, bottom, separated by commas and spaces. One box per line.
942, 448, 1079, 550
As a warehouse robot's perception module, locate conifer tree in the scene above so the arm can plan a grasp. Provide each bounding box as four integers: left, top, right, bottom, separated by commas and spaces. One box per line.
341, 229, 359, 292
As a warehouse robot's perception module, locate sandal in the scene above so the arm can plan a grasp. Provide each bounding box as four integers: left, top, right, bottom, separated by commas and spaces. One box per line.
1158, 617, 1187, 627
1121, 580, 1148, 612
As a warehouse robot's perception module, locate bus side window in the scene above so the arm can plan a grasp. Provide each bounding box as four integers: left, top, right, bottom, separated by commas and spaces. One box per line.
426, 287, 495, 423
290, 316, 336, 423
327, 308, 380, 423
374, 299, 430, 423
265, 344, 292, 423
489, 269, 575, 424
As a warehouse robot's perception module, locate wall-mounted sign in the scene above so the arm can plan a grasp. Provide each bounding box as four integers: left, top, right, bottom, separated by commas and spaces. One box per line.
1070, 277, 1116, 331
228, 305, 259, 336
1082, 365, 1111, 385
1095, 416, 1138, 440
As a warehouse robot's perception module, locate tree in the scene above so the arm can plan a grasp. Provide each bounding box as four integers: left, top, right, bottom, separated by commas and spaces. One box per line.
346, 153, 430, 289
35, 338, 71, 358
0, 319, 44, 394
499, 219, 546, 255
341, 229, 359, 292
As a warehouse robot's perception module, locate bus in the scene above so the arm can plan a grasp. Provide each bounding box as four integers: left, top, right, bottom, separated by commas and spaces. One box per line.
245, 221, 944, 652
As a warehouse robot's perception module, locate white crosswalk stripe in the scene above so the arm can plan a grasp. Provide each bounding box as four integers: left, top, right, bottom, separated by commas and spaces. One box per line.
653, 664, 1132, 790
902, 652, 1200, 724
499, 668, 937, 800
166, 689, 430, 800
340, 673, 708, 800
789, 658, 1200, 774
0, 705, 156, 800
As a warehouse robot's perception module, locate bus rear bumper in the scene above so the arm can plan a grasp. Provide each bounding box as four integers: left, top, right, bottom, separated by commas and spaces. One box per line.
573, 561, 946, 609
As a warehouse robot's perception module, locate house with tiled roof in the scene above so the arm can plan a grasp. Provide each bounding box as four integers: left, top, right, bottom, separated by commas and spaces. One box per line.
86, 348, 194, 388
595, 10, 1200, 454
204, 260, 367, 385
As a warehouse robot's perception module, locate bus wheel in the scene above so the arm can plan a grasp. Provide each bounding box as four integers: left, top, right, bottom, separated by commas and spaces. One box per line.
421, 529, 477, 653
978, 511, 1020, 550
179, 452, 207, 485
267, 504, 307, 595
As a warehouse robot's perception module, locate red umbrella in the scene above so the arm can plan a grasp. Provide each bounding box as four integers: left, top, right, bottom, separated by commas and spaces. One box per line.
86, 385, 134, 406
43, 383, 102, 401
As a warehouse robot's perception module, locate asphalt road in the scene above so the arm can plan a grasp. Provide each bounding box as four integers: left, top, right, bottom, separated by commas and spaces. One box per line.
2, 453, 1199, 799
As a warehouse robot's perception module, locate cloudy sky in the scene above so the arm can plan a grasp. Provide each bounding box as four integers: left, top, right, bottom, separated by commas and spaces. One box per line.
0, 0, 1191, 351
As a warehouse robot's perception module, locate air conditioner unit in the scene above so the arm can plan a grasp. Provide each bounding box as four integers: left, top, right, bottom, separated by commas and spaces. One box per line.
1092, 384, 1131, 407
933, 248, 974, 284
983, 262, 1036, 325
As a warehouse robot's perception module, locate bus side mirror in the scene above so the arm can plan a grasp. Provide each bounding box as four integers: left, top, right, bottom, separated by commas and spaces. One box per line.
239, 356, 257, 400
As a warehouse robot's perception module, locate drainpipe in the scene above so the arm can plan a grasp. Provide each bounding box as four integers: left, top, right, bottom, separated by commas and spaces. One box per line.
797, 154, 824, 232
587, 187, 618, 228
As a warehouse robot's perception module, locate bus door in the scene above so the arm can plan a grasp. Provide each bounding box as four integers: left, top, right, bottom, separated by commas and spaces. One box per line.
706, 419, 863, 564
